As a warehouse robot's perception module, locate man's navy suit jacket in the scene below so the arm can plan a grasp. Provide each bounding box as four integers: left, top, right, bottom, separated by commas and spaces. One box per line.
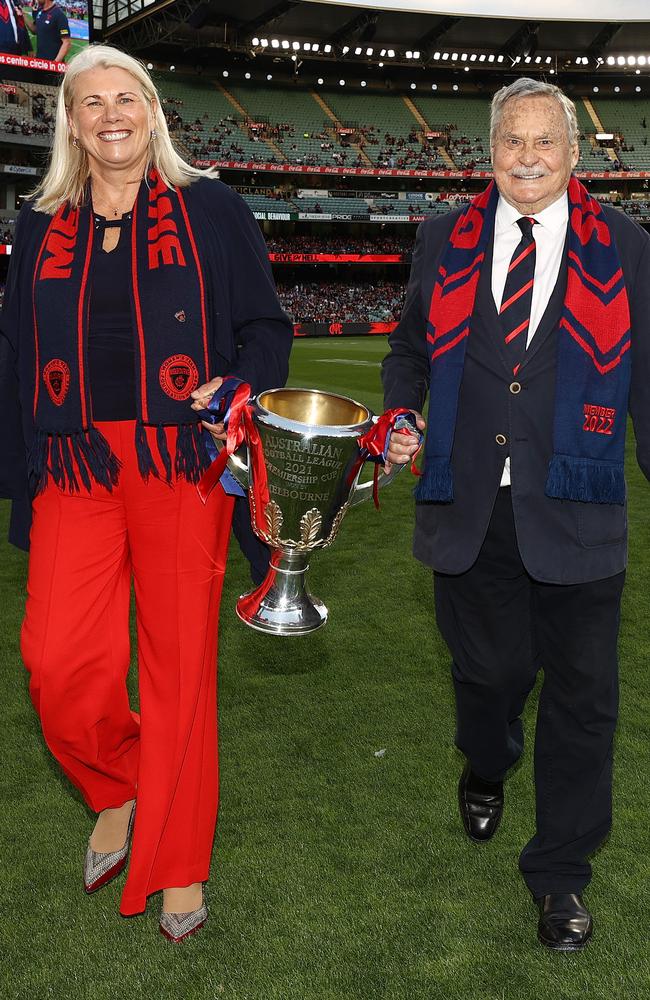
382, 199, 650, 585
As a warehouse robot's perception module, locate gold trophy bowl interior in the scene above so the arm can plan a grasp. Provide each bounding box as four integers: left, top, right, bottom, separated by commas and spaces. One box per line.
257, 388, 370, 429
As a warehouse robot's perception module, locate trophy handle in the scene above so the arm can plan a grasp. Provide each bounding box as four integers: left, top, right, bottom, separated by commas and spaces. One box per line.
348, 460, 402, 507
225, 446, 250, 490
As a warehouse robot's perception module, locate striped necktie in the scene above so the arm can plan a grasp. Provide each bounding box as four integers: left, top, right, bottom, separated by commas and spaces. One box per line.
499, 216, 537, 376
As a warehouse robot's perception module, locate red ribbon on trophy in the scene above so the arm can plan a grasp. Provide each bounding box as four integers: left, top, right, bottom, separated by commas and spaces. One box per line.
355, 407, 423, 508
197, 378, 270, 535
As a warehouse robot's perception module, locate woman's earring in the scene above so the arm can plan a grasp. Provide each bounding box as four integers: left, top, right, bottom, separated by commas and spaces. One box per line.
72, 136, 80, 148
150, 128, 158, 140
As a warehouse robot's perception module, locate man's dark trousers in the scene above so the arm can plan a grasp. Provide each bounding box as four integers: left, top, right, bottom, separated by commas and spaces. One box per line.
434, 486, 625, 899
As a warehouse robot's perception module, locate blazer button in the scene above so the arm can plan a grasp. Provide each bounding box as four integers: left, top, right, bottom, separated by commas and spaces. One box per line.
509, 381, 522, 394
495, 434, 507, 446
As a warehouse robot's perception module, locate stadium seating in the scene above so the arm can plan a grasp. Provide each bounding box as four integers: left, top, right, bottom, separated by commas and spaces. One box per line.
593, 99, 650, 170
227, 84, 336, 167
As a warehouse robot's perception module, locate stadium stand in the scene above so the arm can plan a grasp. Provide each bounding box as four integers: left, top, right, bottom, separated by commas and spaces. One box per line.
594, 99, 650, 170
2, 71, 650, 330
0, 82, 57, 143
276, 279, 406, 323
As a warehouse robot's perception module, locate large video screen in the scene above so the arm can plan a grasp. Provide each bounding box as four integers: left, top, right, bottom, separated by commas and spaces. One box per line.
0, 0, 90, 74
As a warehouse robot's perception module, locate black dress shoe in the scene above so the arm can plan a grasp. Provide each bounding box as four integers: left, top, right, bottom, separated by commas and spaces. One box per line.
537, 893, 593, 952
458, 761, 504, 842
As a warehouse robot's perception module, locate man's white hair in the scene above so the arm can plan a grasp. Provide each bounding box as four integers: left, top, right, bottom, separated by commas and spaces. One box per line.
490, 77, 579, 148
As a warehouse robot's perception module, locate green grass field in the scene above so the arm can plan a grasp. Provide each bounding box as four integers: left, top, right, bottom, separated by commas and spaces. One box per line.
2, 336, 650, 999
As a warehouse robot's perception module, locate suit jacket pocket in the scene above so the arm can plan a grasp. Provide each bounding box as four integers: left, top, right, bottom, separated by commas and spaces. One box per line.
577, 502, 627, 547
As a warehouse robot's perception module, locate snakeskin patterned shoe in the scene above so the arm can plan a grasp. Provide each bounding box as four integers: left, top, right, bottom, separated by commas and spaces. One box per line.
83, 805, 135, 894
159, 903, 208, 943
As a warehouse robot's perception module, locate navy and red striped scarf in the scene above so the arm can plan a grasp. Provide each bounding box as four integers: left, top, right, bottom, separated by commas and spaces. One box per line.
415, 176, 631, 505
29, 167, 212, 494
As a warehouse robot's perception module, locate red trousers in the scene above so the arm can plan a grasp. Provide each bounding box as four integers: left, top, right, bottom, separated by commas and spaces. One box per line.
21, 421, 234, 915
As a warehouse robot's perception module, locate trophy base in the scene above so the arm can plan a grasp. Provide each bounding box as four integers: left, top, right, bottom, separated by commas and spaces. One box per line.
236, 550, 328, 636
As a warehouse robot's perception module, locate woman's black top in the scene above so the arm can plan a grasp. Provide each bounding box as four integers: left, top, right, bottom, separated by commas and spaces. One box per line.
88, 213, 137, 421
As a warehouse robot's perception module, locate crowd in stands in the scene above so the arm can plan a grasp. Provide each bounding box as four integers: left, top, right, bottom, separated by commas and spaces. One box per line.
277, 280, 405, 324
58, 1, 87, 18
1, 87, 56, 140
374, 130, 445, 170
0, 223, 15, 244
266, 234, 413, 254
448, 133, 491, 170
1, 114, 53, 138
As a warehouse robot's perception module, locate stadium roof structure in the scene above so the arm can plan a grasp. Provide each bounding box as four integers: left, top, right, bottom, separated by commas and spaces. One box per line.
99, 0, 650, 83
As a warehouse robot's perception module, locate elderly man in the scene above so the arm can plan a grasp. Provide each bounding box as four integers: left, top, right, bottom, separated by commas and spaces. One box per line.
382, 78, 650, 951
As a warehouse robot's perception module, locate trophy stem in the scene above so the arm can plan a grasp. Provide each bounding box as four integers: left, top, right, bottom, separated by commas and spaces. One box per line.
236, 548, 328, 636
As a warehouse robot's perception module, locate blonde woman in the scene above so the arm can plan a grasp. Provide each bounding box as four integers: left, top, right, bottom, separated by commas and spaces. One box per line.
0, 44, 292, 941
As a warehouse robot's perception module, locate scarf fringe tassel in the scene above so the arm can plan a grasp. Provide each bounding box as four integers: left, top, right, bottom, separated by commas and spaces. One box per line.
545, 455, 625, 505
29, 426, 122, 496
134, 421, 212, 485
413, 457, 454, 503
29, 423, 212, 495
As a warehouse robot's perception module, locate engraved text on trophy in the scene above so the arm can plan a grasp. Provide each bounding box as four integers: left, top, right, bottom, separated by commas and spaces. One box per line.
262, 432, 345, 504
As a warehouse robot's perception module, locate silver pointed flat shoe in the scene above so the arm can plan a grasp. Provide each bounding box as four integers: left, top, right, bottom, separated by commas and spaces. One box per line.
159, 903, 208, 943
83, 804, 135, 894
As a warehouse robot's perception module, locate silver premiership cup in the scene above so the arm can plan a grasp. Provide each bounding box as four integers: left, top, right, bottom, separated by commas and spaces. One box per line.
227, 387, 400, 636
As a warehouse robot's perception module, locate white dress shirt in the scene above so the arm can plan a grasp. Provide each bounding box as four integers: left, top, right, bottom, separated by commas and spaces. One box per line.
491, 193, 569, 486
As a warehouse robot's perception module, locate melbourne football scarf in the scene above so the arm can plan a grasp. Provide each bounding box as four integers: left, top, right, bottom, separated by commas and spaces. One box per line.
29, 168, 212, 493
415, 176, 631, 505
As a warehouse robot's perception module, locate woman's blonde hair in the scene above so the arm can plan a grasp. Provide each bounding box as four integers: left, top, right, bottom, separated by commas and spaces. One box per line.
32, 43, 209, 213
